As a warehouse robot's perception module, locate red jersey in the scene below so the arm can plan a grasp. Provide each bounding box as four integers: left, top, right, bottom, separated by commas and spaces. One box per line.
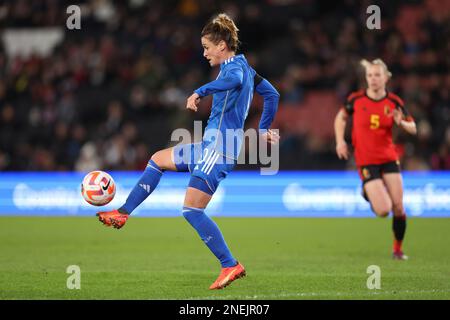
342, 90, 414, 166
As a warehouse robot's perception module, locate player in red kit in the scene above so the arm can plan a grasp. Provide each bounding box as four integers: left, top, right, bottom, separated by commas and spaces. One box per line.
334, 59, 417, 260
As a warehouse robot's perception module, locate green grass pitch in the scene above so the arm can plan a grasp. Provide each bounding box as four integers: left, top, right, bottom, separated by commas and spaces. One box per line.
0, 216, 449, 300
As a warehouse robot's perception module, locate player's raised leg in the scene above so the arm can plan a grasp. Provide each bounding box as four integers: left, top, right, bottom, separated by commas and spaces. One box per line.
183, 181, 245, 290
364, 179, 392, 218
383, 173, 408, 260
120, 148, 178, 212
97, 147, 177, 229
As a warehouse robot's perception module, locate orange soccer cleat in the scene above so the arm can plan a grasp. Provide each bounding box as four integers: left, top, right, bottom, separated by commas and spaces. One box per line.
96, 210, 129, 229
209, 262, 246, 290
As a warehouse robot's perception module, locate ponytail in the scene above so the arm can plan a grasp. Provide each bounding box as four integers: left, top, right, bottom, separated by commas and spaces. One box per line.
201, 13, 240, 52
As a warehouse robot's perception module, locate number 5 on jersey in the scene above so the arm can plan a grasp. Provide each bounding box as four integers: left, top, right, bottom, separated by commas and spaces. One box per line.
370, 114, 380, 129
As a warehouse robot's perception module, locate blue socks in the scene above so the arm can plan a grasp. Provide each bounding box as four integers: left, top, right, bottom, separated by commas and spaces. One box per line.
120, 159, 236, 268
182, 206, 237, 268
119, 159, 163, 214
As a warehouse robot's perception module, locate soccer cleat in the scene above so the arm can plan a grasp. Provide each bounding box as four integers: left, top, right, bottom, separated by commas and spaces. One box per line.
392, 251, 409, 260
96, 210, 129, 229
209, 262, 246, 290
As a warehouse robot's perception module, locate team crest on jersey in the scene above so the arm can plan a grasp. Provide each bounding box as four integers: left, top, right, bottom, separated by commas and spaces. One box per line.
384, 105, 391, 116
362, 168, 371, 179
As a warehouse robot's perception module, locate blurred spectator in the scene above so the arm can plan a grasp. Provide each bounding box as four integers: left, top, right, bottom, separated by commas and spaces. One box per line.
75, 141, 102, 172
0, 0, 448, 171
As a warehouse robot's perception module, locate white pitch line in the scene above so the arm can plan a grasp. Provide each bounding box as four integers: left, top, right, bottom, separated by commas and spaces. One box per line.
184, 289, 450, 300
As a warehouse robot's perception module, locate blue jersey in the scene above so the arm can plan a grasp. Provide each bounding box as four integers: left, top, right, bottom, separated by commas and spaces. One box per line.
194, 54, 279, 160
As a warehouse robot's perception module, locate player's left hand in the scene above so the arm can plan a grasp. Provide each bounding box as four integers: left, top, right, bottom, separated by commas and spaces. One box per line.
186, 93, 201, 112
393, 108, 403, 125
261, 129, 280, 145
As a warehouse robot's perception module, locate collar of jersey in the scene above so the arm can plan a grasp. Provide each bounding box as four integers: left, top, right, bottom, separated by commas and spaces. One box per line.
365, 89, 388, 102
221, 54, 244, 68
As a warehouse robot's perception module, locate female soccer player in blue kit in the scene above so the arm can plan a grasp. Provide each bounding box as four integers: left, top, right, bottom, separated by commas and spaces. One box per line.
97, 13, 280, 290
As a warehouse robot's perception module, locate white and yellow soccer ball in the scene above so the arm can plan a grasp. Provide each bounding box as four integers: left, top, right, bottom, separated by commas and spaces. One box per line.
81, 170, 116, 206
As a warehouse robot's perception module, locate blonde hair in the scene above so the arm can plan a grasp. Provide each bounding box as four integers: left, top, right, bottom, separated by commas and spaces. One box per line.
201, 13, 240, 52
360, 58, 392, 78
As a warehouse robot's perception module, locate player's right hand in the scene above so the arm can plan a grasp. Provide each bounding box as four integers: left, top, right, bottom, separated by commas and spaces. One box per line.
186, 93, 200, 112
336, 141, 349, 160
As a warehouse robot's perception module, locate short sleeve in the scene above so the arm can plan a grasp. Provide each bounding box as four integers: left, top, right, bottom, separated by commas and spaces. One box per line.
344, 99, 355, 115
390, 94, 414, 122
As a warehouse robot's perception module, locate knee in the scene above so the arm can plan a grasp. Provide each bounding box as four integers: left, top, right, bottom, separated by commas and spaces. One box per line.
150, 150, 169, 170
150, 151, 163, 164
372, 203, 392, 218
375, 210, 390, 218
376, 211, 390, 218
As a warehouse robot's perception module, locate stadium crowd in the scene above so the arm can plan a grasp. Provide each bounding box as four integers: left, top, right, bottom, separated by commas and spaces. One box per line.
0, 0, 449, 171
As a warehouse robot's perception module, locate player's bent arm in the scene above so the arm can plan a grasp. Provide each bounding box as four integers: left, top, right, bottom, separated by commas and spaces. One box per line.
194, 68, 244, 97
393, 102, 417, 135
256, 78, 280, 131
399, 119, 417, 135
334, 108, 348, 145
334, 109, 349, 160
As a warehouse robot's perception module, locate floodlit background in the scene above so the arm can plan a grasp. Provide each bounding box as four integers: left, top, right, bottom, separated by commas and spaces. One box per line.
0, 0, 448, 172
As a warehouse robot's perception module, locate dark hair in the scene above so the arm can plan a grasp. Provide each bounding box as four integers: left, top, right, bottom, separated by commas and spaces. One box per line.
201, 13, 240, 52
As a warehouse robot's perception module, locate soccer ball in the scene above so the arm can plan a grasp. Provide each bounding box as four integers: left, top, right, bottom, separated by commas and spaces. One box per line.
81, 170, 116, 206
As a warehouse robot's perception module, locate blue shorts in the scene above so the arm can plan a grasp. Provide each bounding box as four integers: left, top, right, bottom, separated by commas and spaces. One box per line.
173, 142, 236, 194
